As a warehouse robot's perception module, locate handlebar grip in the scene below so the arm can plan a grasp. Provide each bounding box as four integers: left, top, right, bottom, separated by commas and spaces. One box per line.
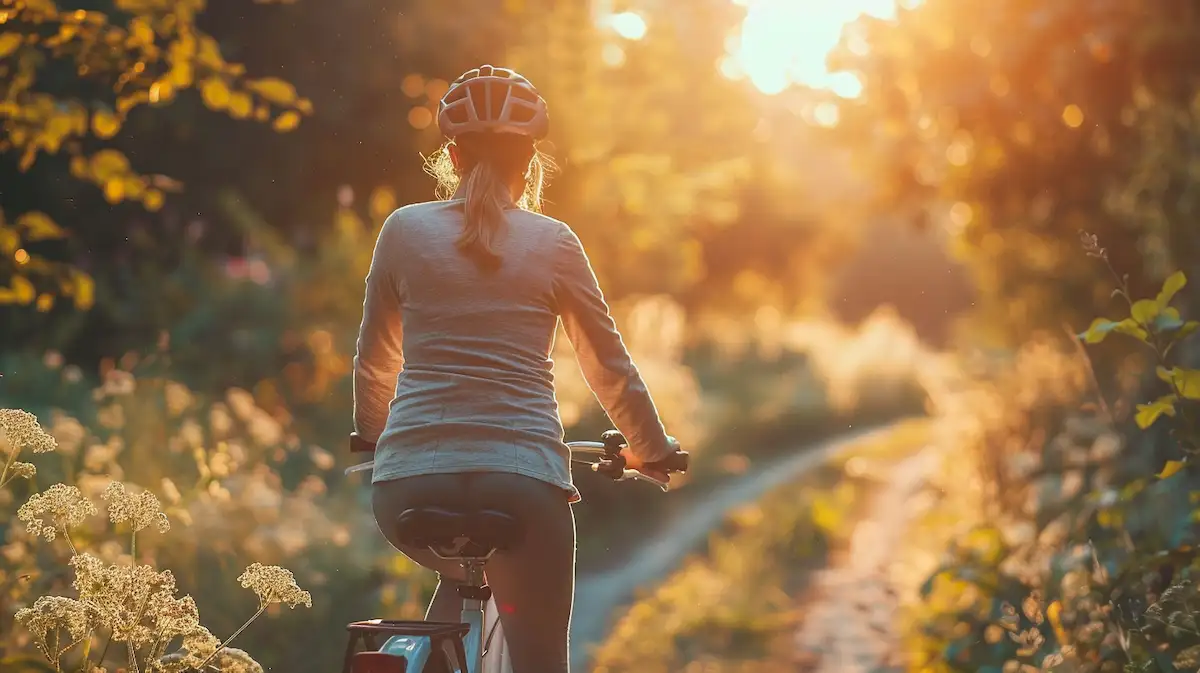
350, 433, 377, 453
645, 450, 689, 473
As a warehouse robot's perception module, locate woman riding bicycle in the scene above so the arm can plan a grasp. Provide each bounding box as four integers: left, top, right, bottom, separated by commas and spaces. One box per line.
353, 65, 680, 673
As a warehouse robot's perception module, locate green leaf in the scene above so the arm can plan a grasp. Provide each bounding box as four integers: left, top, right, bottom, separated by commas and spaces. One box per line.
1157, 270, 1187, 308
1159, 459, 1187, 479
1136, 394, 1178, 429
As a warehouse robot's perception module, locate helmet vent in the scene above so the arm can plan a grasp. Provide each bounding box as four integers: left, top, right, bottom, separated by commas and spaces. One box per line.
510, 106, 535, 123
510, 86, 537, 103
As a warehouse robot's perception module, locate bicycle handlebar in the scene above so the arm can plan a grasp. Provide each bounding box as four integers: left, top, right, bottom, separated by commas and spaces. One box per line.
345, 431, 689, 492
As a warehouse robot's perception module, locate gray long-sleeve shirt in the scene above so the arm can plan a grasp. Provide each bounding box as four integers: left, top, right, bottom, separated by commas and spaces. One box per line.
353, 199, 673, 502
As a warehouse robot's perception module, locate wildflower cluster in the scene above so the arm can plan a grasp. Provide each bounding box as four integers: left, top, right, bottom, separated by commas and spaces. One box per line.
2, 408, 312, 673
1, 407, 58, 487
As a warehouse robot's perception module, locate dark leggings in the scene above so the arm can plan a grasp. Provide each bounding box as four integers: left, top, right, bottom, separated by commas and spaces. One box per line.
372, 472, 576, 673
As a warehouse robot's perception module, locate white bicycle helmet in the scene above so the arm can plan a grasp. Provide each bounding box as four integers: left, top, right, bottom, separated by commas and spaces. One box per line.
437, 65, 550, 140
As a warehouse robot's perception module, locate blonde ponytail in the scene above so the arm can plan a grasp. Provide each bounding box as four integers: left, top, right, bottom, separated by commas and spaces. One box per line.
457, 160, 511, 271
425, 134, 552, 272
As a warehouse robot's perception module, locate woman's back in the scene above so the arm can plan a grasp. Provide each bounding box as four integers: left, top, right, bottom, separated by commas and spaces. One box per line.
356, 198, 675, 502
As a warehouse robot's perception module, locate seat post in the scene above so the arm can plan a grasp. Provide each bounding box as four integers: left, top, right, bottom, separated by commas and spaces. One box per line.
458, 559, 488, 673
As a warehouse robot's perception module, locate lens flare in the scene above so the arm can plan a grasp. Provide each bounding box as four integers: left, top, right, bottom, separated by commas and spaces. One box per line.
727, 0, 908, 96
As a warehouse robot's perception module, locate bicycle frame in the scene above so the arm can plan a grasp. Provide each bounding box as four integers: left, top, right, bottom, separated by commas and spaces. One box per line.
343, 436, 686, 673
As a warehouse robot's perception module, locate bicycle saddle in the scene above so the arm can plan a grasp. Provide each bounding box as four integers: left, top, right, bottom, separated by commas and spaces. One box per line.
394, 507, 524, 556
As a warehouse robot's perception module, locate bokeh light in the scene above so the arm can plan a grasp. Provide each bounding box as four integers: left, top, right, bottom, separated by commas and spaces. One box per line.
610, 11, 648, 40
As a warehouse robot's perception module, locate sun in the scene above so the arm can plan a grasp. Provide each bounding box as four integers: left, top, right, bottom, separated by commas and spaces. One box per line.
723, 0, 907, 97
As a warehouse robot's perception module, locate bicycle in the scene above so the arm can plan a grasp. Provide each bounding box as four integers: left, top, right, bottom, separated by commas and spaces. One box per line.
338, 429, 689, 673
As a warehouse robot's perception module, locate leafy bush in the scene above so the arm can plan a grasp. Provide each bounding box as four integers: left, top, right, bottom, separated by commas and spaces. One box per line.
910, 235, 1200, 672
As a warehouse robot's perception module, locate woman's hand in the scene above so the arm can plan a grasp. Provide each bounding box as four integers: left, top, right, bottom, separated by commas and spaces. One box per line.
619, 436, 681, 484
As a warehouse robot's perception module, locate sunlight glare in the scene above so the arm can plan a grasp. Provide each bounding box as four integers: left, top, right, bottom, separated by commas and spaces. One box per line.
610, 11, 648, 40
727, 0, 907, 96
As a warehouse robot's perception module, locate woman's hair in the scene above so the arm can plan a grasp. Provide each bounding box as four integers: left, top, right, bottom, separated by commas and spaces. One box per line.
425, 133, 553, 271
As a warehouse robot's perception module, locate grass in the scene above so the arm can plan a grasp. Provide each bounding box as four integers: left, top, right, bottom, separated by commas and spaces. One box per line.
586, 418, 933, 673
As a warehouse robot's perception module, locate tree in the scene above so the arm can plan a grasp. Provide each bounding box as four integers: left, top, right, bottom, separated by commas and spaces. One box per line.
0, 0, 311, 314
828, 0, 1200, 344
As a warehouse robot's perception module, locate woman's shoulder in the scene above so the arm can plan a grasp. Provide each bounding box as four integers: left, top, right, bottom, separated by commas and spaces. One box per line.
383, 200, 453, 224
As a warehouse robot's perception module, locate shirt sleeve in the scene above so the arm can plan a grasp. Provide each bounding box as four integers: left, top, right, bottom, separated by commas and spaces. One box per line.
353, 213, 406, 444
553, 225, 673, 462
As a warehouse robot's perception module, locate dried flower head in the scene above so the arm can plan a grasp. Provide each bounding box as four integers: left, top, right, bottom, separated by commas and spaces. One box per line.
18, 484, 97, 541
237, 563, 312, 608
8, 462, 36, 480
102, 481, 170, 534
14, 595, 92, 658
210, 647, 264, 673
70, 552, 194, 645
1079, 230, 1106, 259
0, 408, 58, 454
156, 626, 222, 673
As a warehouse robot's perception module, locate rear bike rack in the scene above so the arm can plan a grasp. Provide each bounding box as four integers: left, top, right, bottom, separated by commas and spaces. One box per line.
343, 620, 469, 673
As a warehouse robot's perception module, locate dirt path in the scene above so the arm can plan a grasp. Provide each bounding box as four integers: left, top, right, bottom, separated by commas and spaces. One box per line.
569, 424, 902, 670
791, 446, 939, 673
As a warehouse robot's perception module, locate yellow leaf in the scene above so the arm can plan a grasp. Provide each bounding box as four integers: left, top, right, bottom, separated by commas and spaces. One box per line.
1046, 601, 1067, 645
117, 91, 150, 114
1177, 369, 1200, 400
229, 92, 252, 119
10, 275, 34, 305
1131, 298, 1160, 325
272, 111, 301, 132
200, 77, 231, 110
1080, 317, 1119, 344
1157, 270, 1187, 308
0, 226, 19, 254
167, 62, 194, 88
0, 288, 17, 304
1159, 460, 1187, 479
128, 17, 155, 46
35, 293, 53, 312
143, 189, 164, 212
15, 211, 64, 241
103, 179, 126, 204
245, 77, 297, 105
0, 33, 22, 58
1136, 394, 1177, 429
1119, 478, 1147, 500
91, 109, 122, 139
148, 80, 175, 105
91, 149, 130, 179
1111, 317, 1149, 341
73, 272, 94, 310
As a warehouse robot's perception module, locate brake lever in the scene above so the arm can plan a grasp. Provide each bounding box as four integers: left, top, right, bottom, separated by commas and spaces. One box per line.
617, 468, 669, 492
345, 461, 374, 476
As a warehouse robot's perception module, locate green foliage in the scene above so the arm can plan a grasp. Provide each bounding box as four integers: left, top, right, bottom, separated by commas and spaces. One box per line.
910, 241, 1200, 672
